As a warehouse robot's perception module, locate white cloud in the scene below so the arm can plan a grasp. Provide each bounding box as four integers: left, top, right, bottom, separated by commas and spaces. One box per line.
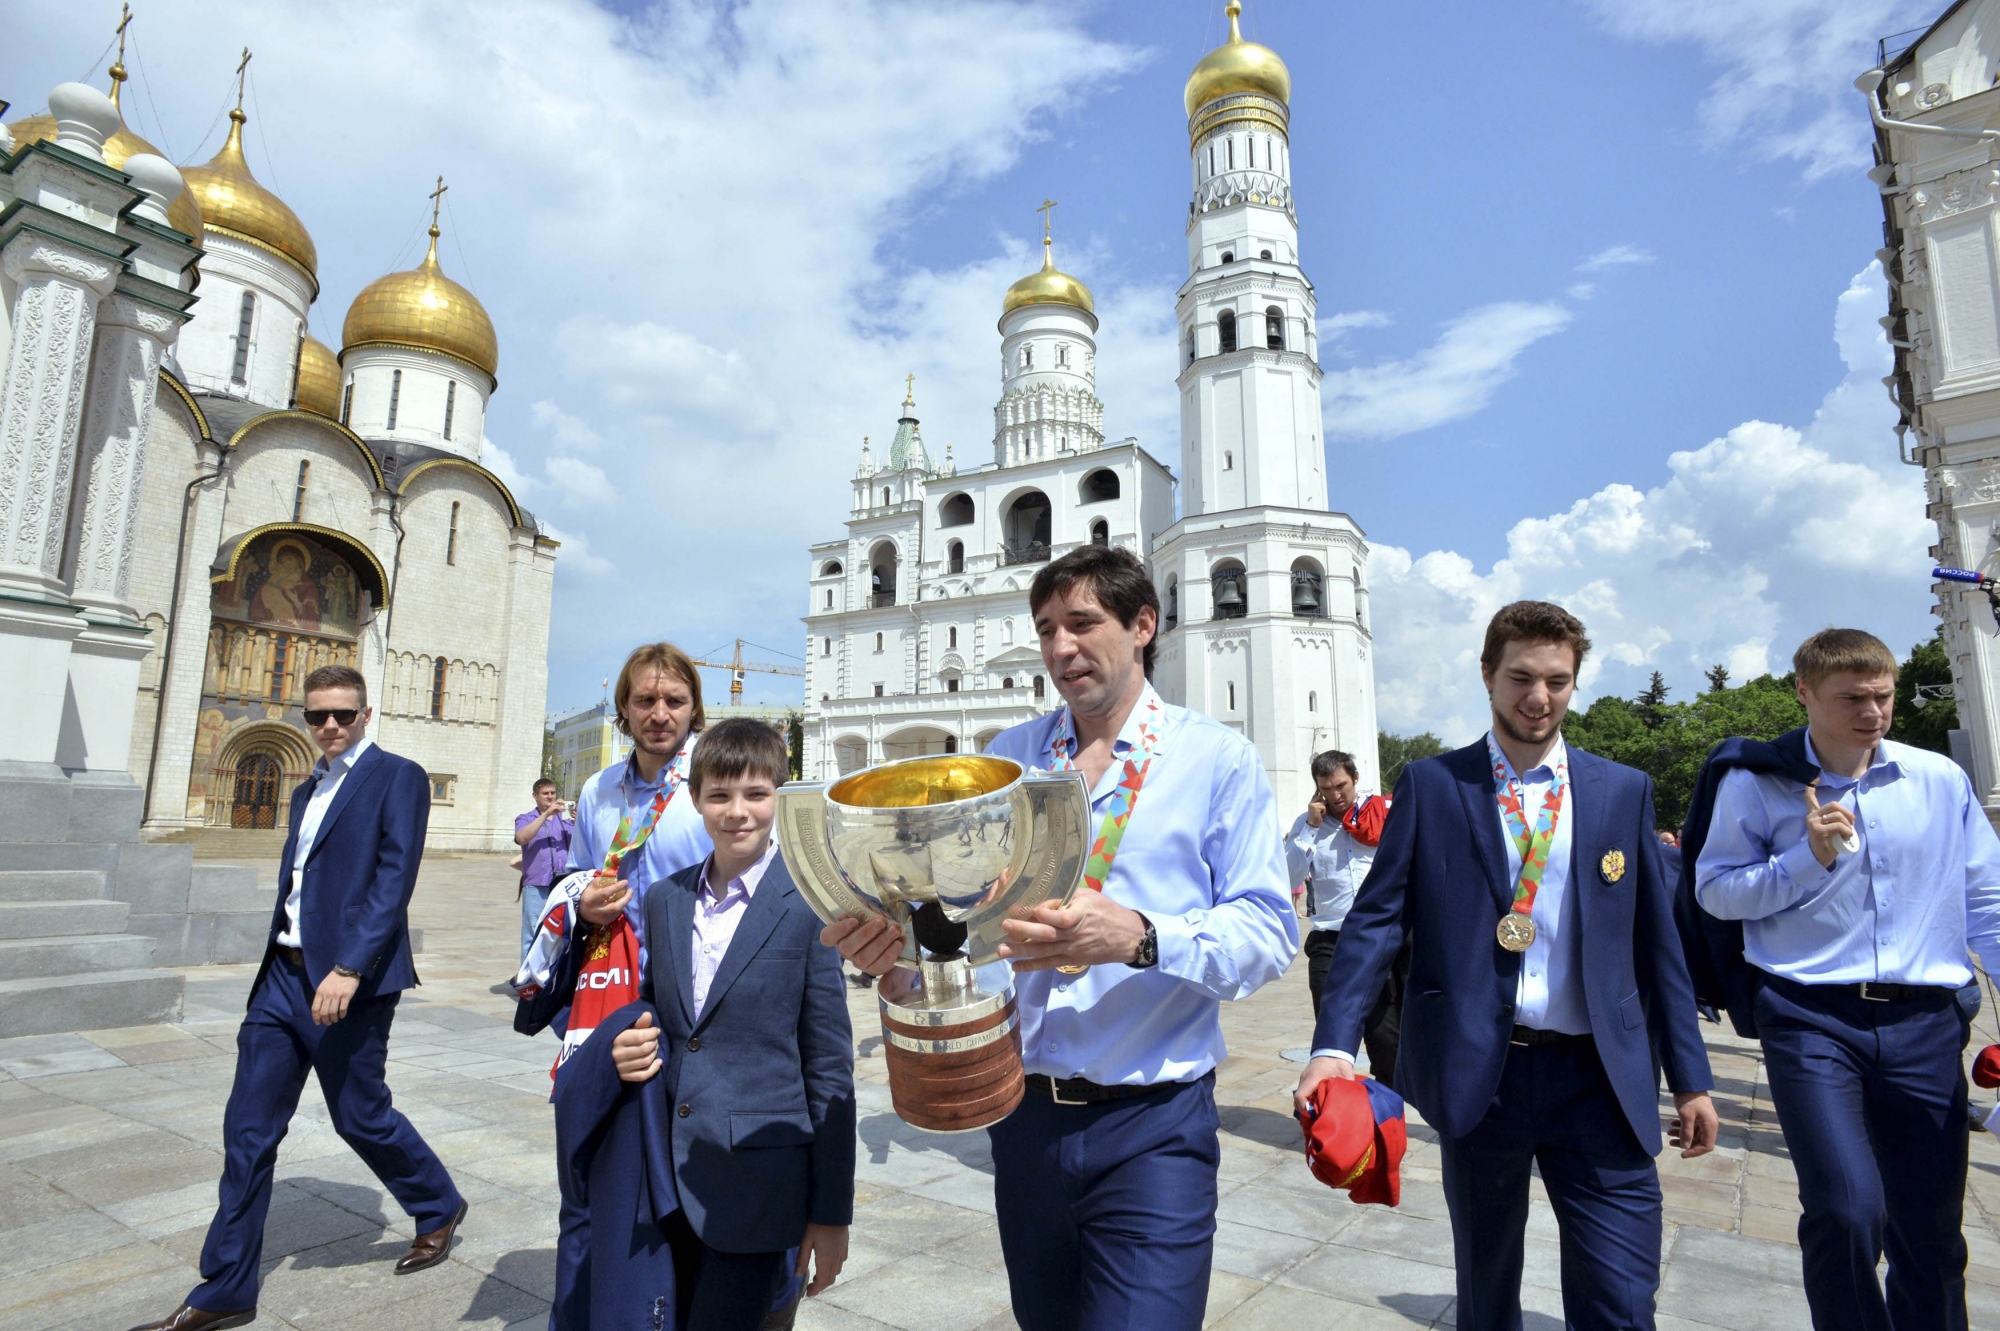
1578, 0, 1935, 179
1567, 282, 1598, 301
1578, 243, 1656, 271
1322, 302, 1572, 441
1370, 264, 1933, 743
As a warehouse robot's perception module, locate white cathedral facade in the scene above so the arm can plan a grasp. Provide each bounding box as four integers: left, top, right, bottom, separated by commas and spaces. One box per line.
0, 58, 554, 854
802, 3, 1379, 812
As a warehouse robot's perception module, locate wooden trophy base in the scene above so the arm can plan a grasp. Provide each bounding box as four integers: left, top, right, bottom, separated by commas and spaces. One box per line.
878, 963, 1024, 1134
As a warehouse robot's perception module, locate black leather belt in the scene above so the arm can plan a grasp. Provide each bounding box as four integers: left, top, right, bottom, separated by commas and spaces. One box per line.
1025, 1074, 1158, 1106
276, 945, 306, 967
1509, 1025, 1591, 1048
1850, 980, 1955, 1003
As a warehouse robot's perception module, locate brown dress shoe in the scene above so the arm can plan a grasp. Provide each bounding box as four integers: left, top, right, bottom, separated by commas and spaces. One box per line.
395, 1198, 468, 1274
124, 1302, 256, 1331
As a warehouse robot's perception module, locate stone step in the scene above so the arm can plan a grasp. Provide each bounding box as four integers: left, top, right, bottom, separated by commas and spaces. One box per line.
189, 864, 271, 914
0, 932, 155, 981
0, 968, 183, 1038
0, 899, 130, 939
0, 870, 109, 902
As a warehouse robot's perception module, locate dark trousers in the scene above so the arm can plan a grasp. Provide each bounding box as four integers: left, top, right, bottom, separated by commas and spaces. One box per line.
1755, 975, 1971, 1331
190, 953, 461, 1312
664, 1211, 787, 1331
1439, 1038, 1662, 1331
1304, 928, 1408, 1085
989, 1074, 1220, 1331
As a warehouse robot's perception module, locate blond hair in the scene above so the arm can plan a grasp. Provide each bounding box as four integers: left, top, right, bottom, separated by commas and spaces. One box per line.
613, 643, 706, 735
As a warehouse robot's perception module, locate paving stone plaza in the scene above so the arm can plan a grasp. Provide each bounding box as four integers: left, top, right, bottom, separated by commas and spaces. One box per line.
6, 851, 2000, 1330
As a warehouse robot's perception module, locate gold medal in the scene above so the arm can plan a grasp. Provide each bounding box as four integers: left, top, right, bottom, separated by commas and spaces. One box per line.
1600, 849, 1626, 884
1056, 964, 1088, 975
1496, 912, 1536, 952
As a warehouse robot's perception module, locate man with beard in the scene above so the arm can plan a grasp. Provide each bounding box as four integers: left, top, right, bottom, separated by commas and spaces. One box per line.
824, 545, 1296, 1331
1296, 601, 1718, 1331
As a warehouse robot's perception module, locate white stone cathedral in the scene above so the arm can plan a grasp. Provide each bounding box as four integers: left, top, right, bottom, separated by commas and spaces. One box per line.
802, 2, 1378, 812
0, 57, 555, 857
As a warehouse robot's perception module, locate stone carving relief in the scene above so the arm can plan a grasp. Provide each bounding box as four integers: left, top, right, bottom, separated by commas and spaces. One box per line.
0, 276, 99, 580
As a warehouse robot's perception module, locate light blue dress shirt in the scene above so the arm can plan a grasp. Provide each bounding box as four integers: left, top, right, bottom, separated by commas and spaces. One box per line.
1284, 804, 1379, 932
1695, 735, 2000, 986
1312, 733, 1586, 1064
983, 682, 1299, 1086
567, 741, 711, 965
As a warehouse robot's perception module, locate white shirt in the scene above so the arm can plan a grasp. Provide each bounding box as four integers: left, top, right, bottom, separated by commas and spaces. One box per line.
983, 682, 1298, 1086
1285, 803, 1380, 932
276, 737, 374, 948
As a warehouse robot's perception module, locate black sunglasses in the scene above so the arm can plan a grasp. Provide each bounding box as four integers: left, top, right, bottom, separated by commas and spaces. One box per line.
303, 709, 360, 727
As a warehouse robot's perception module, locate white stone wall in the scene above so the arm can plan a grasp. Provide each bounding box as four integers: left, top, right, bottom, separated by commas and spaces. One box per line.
173, 235, 312, 410
340, 345, 490, 462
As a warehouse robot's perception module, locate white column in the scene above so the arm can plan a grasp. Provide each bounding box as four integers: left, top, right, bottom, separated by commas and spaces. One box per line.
0, 237, 117, 766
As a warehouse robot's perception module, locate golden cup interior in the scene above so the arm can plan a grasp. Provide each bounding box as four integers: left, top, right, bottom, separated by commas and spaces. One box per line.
829, 755, 1021, 810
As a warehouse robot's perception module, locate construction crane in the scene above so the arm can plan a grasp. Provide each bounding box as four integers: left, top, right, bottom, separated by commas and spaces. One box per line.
690, 638, 805, 703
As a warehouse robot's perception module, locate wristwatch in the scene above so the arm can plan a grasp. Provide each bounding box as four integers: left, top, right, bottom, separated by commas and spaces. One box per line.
332, 964, 363, 979
1127, 914, 1158, 969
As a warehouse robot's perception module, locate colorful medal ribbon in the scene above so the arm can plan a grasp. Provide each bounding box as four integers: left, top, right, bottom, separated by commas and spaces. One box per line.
1049, 694, 1165, 893
1488, 735, 1567, 927
600, 738, 693, 878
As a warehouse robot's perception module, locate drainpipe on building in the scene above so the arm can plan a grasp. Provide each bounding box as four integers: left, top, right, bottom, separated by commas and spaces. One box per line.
143, 451, 230, 825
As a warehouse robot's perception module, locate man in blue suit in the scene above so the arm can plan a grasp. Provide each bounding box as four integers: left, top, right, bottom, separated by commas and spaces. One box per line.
1296, 601, 1718, 1331
130, 665, 466, 1331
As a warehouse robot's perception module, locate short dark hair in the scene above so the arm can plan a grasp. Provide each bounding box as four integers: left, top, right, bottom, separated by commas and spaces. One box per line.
1793, 628, 1897, 687
614, 643, 706, 736
302, 663, 368, 708
688, 718, 790, 796
533, 777, 557, 794
1028, 545, 1161, 677
1480, 601, 1591, 676
1311, 750, 1358, 782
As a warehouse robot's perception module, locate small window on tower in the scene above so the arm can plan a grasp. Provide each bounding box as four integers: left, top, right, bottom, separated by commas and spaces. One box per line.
1224, 450, 1235, 470
1057, 344, 1069, 368
1022, 345, 1034, 370
882, 488, 891, 507
430, 657, 448, 719
1220, 250, 1234, 264
822, 637, 832, 657
231, 291, 256, 385
1309, 691, 1318, 712
1033, 675, 1045, 699
447, 501, 460, 565
387, 369, 403, 430
875, 632, 884, 653
946, 678, 959, 694
443, 380, 457, 441
948, 626, 958, 649
1260, 249, 1272, 260
1266, 306, 1285, 351
825, 588, 833, 609
292, 460, 310, 521
1228, 682, 1237, 711
1218, 310, 1237, 354
874, 683, 884, 698
340, 382, 353, 425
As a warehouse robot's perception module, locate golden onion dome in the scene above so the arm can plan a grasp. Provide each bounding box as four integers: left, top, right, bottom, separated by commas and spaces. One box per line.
8, 67, 204, 239
341, 226, 499, 380
1001, 237, 1095, 320
180, 108, 318, 294
1184, 0, 1291, 117
293, 334, 342, 417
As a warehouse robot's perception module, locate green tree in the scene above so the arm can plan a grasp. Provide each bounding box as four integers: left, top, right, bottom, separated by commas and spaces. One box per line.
1890, 630, 1957, 756
1637, 671, 1671, 729
786, 710, 806, 779
1378, 730, 1447, 790
1704, 663, 1731, 693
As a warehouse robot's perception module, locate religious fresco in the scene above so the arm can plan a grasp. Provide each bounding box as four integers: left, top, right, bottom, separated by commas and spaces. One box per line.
211, 531, 365, 638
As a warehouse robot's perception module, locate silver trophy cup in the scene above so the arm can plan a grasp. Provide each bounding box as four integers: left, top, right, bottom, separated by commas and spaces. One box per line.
775, 754, 1088, 1131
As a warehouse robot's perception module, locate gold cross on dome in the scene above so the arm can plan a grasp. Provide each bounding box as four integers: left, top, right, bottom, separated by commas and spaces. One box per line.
114, 5, 132, 56
904, 373, 915, 403
233, 47, 252, 111
107, 5, 133, 105
1037, 197, 1058, 241
428, 175, 449, 229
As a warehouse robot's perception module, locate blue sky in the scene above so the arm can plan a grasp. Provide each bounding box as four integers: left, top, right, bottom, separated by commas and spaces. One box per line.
9, 0, 1944, 740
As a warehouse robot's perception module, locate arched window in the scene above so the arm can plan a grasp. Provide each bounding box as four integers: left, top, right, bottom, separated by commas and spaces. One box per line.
292, 460, 310, 521
1022, 345, 1034, 370
387, 369, 403, 431
1185, 326, 1196, 365
1002, 618, 1015, 646
1080, 469, 1120, 503
1217, 310, 1237, 354
1057, 344, 1070, 368
948, 626, 958, 649
1266, 306, 1285, 351
1002, 492, 1053, 565
874, 632, 884, 652
822, 637, 832, 656
824, 588, 833, 609
1002, 677, 1014, 690
1211, 560, 1248, 620
1227, 681, 1237, 711
446, 502, 460, 566
1220, 250, 1235, 264
1164, 577, 1179, 631
1259, 249, 1273, 260
1033, 675, 1045, 699
430, 657, 448, 719
870, 541, 898, 607
340, 382, 353, 425
1290, 558, 1325, 618
940, 493, 975, 527
1224, 450, 1234, 471
1090, 519, 1109, 546
947, 540, 964, 574
882, 488, 891, 507
231, 290, 256, 385
443, 380, 457, 440
821, 560, 843, 576
1308, 691, 1318, 712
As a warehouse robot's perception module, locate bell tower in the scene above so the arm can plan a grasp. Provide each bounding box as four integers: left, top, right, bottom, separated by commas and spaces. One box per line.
1149, 1, 1378, 812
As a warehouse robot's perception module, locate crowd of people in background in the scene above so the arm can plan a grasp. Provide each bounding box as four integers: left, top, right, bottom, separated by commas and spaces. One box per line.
114, 538, 2000, 1331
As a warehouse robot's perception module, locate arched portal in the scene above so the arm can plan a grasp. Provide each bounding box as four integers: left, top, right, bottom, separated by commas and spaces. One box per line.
231, 753, 283, 829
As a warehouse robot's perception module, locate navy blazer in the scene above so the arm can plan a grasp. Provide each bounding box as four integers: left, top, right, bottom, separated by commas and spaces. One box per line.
639, 853, 856, 1254
1313, 741, 1713, 1152
250, 742, 428, 1005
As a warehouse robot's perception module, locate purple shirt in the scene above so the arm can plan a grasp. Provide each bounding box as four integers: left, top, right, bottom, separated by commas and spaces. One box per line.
691, 841, 778, 1019
515, 808, 575, 887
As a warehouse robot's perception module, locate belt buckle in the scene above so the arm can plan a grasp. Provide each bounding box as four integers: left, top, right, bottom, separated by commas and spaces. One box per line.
1859, 982, 1892, 1002
1048, 1078, 1090, 1107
